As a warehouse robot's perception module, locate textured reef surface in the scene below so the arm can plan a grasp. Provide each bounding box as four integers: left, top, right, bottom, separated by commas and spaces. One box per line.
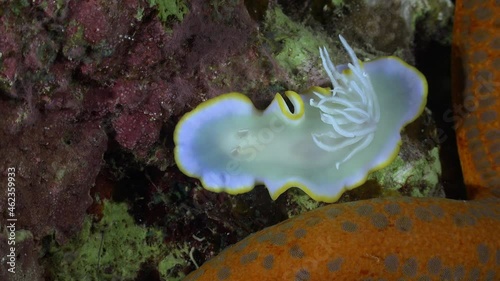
0, 0, 455, 280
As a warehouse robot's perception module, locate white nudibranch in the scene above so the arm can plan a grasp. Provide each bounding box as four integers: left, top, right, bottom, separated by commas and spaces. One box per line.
174, 35, 427, 202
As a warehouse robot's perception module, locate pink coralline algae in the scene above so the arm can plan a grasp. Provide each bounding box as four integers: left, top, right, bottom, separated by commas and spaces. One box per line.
0, 15, 23, 94
110, 79, 168, 157
0, 111, 107, 243
125, 20, 165, 72
113, 110, 161, 156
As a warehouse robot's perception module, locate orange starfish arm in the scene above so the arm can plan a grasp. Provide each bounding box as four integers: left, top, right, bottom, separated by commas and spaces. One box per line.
452, 0, 500, 199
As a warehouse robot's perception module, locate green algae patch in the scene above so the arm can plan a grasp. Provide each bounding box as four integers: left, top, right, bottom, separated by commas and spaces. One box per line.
148, 0, 188, 23
158, 244, 191, 280
263, 6, 330, 87
286, 189, 323, 218
370, 146, 443, 198
49, 200, 189, 281
408, 147, 442, 197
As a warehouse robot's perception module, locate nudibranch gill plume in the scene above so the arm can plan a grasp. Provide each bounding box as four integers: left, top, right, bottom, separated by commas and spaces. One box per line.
174, 35, 427, 202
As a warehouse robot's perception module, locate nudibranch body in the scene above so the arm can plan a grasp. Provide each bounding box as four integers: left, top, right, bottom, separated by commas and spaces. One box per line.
174, 36, 427, 202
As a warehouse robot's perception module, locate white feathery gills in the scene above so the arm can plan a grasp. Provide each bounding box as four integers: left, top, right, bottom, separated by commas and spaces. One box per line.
174, 36, 427, 202
310, 35, 380, 169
